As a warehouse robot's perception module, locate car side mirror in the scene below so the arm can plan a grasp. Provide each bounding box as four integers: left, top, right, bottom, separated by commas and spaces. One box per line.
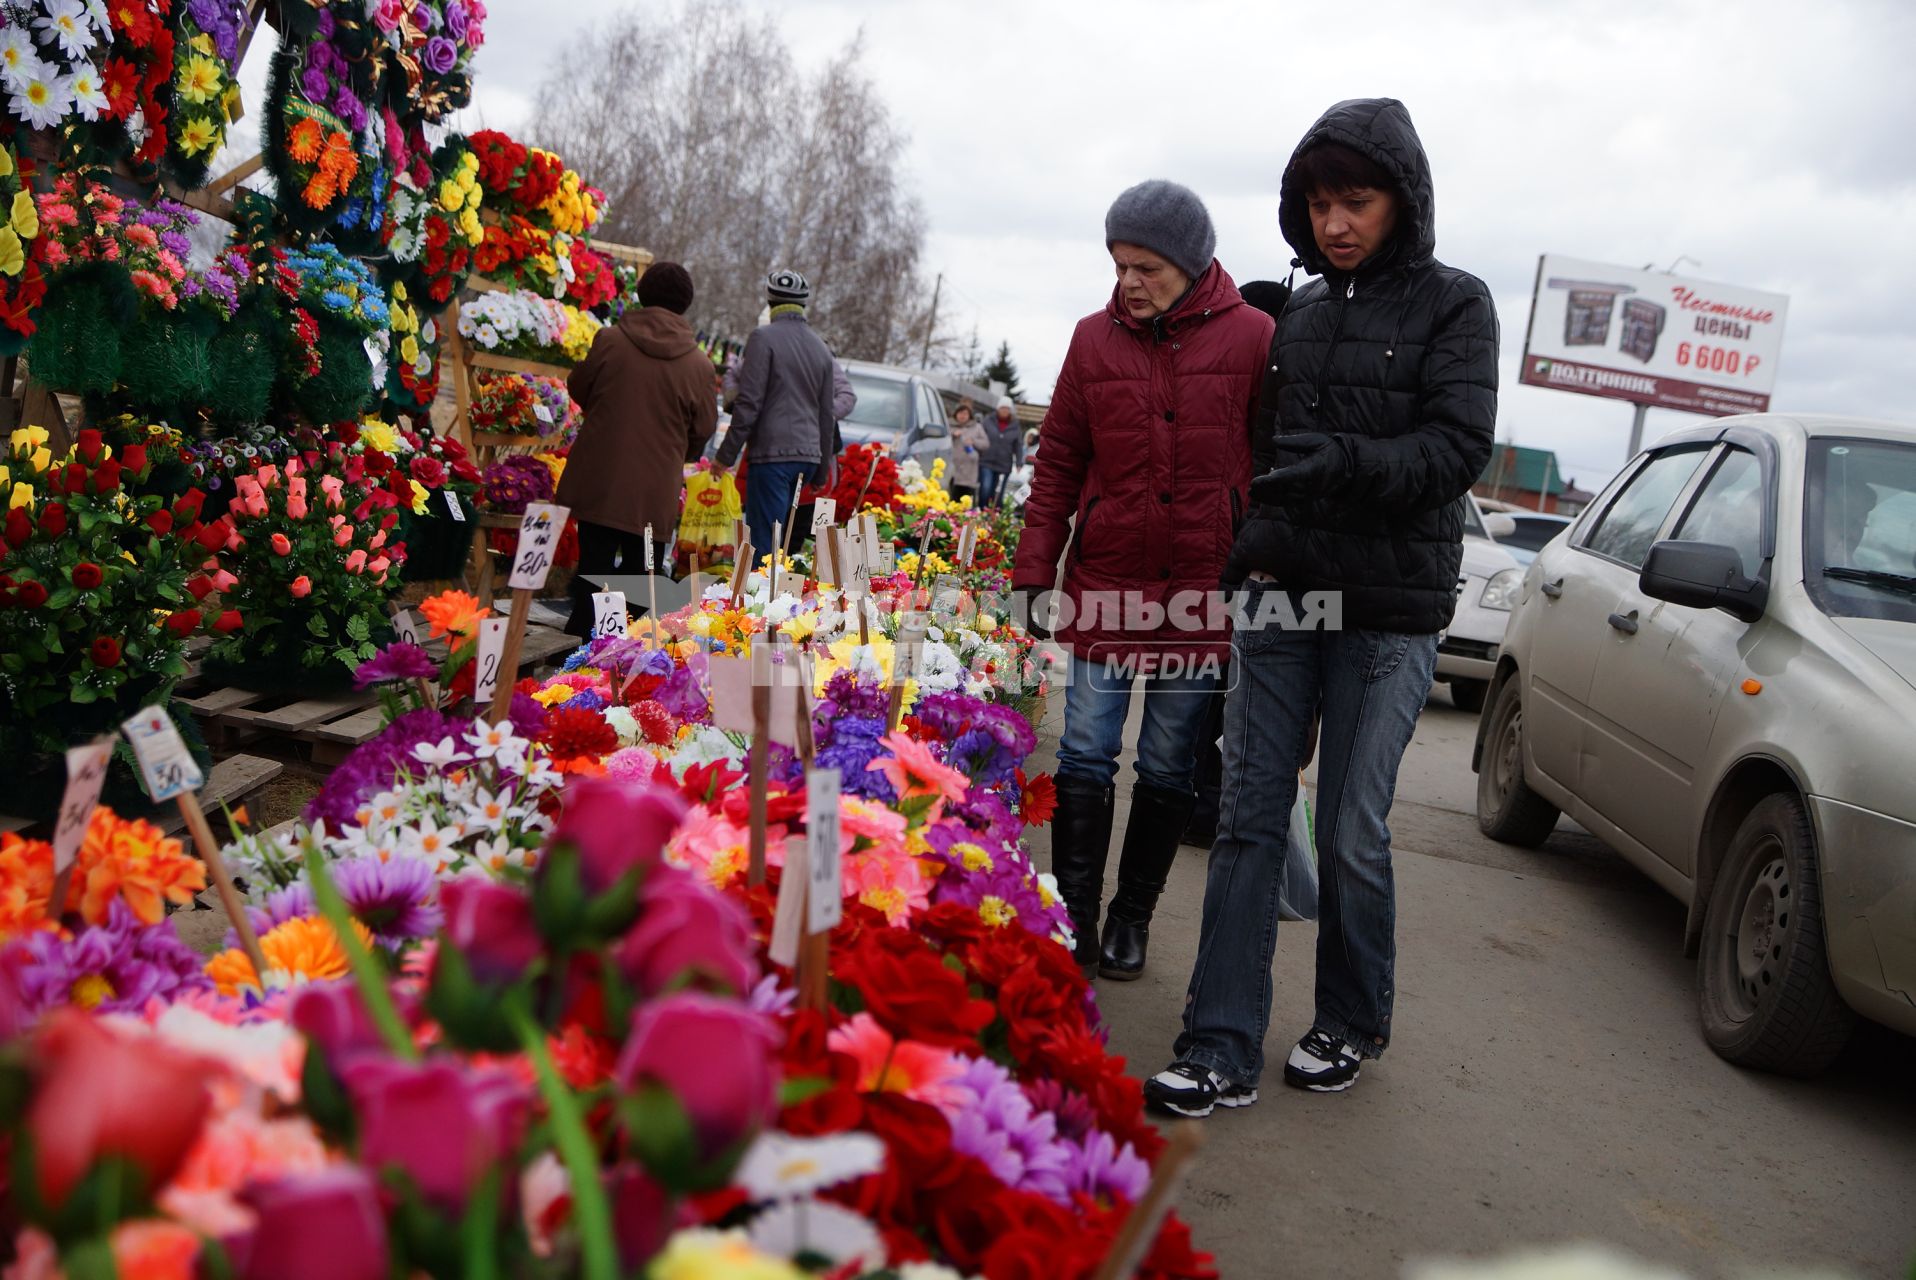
919, 419, 948, 439
1483, 513, 1517, 539
1639, 540, 1767, 623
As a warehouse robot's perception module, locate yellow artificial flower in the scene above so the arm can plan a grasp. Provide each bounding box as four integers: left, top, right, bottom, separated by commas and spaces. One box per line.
222, 80, 242, 122
780, 610, 818, 643
188, 32, 214, 55
358, 420, 399, 454
458, 208, 483, 245
176, 54, 223, 105
29, 447, 50, 473
9, 481, 34, 510
176, 114, 220, 156
647, 1230, 805, 1280
0, 464, 8, 488
10, 426, 47, 451
0, 146, 12, 178
10, 190, 37, 239
391, 279, 408, 304
399, 334, 420, 364
408, 479, 428, 515
0, 226, 21, 278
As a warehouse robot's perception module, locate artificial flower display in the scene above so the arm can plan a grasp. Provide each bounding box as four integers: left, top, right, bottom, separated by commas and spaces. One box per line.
0, 136, 49, 354
456, 286, 600, 366
470, 370, 578, 441
161, 0, 250, 188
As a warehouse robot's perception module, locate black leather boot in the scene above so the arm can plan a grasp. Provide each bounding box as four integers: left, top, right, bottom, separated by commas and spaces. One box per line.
1099, 783, 1197, 980
1049, 775, 1115, 974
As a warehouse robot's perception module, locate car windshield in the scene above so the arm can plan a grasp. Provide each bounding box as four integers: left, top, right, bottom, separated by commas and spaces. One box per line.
843, 374, 909, 434
1806, 438, 1916, 623
1461, 499, 1489, 539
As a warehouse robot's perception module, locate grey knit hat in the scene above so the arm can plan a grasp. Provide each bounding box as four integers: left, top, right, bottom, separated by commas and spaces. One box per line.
1104, 180, 1216, 281
766, 268, 811, 305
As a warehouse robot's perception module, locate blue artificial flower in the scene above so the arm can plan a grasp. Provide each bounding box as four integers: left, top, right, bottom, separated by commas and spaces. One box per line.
321, 289, 353, 313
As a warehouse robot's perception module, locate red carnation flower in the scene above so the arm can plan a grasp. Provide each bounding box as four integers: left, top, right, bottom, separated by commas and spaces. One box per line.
71, 562, 104, 590
537, 706, 618, 762
90, 636, 122, 668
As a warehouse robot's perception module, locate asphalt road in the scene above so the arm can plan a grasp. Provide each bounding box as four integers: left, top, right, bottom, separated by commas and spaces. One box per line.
1024, 683, 1916, 1279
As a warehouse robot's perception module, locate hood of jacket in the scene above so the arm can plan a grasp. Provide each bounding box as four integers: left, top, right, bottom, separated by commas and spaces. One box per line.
617, 306, 697, 360
1103, 258, 1245, 333
1278, 97, 1436, 278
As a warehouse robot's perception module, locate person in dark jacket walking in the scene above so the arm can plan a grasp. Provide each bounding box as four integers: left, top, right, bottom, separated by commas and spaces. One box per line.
1147, 99, 1498, 1115
557, 262, 718, 637
977, 395, 1025, 507
1012, 180, 1274, 979
715, 269, 839, 561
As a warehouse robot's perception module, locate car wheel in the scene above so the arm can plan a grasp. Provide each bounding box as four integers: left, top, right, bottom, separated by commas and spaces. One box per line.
1475, 677, 1560, 847
1449, 679, 1488, 714
1698, 793, 1854, 1075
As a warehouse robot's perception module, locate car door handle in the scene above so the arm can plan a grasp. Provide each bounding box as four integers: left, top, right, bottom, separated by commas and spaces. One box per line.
1607, 610, 1640, 635
1541, 578, 1564, 599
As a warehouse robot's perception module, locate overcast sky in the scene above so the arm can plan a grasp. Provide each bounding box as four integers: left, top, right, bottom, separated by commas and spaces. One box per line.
246, 0, 1916, 491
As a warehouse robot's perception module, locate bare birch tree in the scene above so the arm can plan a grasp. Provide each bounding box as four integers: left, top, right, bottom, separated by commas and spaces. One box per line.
530, 1, 946, 365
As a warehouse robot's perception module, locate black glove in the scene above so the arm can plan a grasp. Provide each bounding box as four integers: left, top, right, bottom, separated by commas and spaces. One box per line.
1249, 432, 1353, 506
809, 457, 836, 489
1019, 586, 1052, 641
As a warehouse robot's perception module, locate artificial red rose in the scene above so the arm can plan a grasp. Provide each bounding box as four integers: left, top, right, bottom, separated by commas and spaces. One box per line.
608, 1164, 673, 1271
145, 509, 172, 535
439, 877, 542, 985
342, 1057, 531, 1213
26, 1011, 212, 1210
121, 443, 147, 473
16, 579, 48, 607
614, 993, 780, 1164
76, 428, 103, 463
363, 450, 394, 478
611, 867, 757, 998
213, 609, 243, 633
173, 489, 204, 524
194, 518, 229, 553
838, 927, 995, 1050
5, 508, 32, 548
185, 574, 215, 601
93, 458, 122, 492
37, 503, 66, 538
408, 455, 446, 488
229, 1169, 389, 1280
63, 462, 87, 492
164, 609, 201, 637
71, 562, 104, 589
90, 636, 122, 667
547, 776, 687, 897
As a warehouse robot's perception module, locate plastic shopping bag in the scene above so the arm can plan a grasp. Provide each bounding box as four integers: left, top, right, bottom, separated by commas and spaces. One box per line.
1278, 774, 1319, 922
677, 466, 743, 558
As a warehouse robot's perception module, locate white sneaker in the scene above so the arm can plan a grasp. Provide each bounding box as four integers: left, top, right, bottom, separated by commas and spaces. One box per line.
1283, 1029, 1363, 1092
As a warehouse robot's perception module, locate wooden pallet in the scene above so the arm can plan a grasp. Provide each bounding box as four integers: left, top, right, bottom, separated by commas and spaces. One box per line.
0, 753, 283, 841
177, 622, 583, 762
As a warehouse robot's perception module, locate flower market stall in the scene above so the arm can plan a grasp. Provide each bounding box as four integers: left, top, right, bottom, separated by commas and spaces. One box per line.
0, 4, 1219, 1275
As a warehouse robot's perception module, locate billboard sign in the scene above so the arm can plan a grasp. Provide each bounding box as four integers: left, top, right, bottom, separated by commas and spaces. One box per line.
1518, 254, 1788, 416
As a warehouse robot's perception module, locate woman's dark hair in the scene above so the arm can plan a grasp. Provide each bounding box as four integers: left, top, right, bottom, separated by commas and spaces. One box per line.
1291, 143, 1394, 197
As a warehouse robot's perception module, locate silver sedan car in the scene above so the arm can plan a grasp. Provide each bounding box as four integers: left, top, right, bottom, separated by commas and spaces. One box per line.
1473, 414, 1916, 1075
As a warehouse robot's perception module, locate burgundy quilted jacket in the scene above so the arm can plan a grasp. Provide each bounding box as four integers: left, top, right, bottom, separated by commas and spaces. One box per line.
1012, 262, 1273, 660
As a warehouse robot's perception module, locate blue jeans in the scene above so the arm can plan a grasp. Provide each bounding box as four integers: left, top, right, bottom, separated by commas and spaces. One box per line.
743, 460, 811, 564
1173, 579, 1438, 1085
1056, 652, 1218, 793
977, 467, 1005, 507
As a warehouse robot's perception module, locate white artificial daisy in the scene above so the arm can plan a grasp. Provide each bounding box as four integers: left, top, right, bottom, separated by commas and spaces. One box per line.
66, 60, 105, 119
34, 0, 93, 60
83, 0, 110, 36
745, 1199, 882, 1271
0, 27, 37, 88
9, 66, 71, 129
412, 735, 466, 771
733, 1131, 885, 1201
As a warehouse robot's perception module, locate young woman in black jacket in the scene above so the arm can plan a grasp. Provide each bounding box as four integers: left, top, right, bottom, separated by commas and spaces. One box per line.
1148, 98, 1499, 1114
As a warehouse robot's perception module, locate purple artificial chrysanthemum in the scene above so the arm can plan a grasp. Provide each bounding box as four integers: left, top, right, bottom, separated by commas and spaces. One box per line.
305, 709, 462, 830
558, 688, 607, 714
242, 882, 317, 942
332, 84, 367, 132
1022, 1078, 1101, 1144
11, 901, 211, 1018
507, 691, 549, 741
817, 669, 888, 722
354, 641, 440, 689
654, 656, 709, 722
946, 727, 1016, 787
1060, 1130, 1151, 1205
939, 1055, 1075, 1202
300, 64, 331, 103
333, 856, 442, 944
948, 787, 1021, 850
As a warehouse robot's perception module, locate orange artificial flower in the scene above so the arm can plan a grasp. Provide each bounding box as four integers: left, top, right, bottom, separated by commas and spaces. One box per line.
419, 588, 489, 640
204, 915, 375, 996
77, 807, 207, 926
108, 1220, 201, 1280
287, 116, 323, 164
0, 831, 55, 937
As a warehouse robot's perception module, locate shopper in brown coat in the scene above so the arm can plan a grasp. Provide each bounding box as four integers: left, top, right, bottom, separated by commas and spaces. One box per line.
557, 262, 718, 634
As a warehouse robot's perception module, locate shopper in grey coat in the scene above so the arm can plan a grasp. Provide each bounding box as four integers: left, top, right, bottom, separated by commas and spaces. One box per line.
977, 395, 1025, 505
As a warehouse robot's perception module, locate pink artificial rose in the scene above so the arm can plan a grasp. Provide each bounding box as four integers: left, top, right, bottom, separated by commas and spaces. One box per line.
343, 1057, 530, 1213
371, 0, 402, 31
290, 575, 312, 599
368, 530, 387, 551
547, 777, 687, 897
258, 465, 279, 489
289, 984, 385, 1073
612, 867, 757, 998
230, 1169, 389, 1280
320, 475, 346, 509
287, 497, 308, 520
368, 556, 390, 577
345, 549, 368, 573
289, 475, 307, 503
269, 533, 292, 557
333, 525, 354, 548
439, 878, 541, 985
614, 993, 778, 1163
211, 569, 238, 592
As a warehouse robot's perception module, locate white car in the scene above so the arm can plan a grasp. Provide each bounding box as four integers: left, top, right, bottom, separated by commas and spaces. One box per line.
1435, 498, 1526, 713
1474, 413, 1916, 1074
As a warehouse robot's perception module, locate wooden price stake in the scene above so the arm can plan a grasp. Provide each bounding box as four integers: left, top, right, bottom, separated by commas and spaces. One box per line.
730, 541, 755, 608
747, 642, 772, 886
769, 523, 783, 603
913, 511, 935, 587
888, 620, 925, 731
800, 760, 840, 1013
389, 605, 436, 706
782, 476, 804, 558
121, 706, 268, 980
43, 737, 114, 922
490, 502, 569, 724
1090, 1122, 1205, 1280
643, 523, 661, 637
687, 547, 703, 605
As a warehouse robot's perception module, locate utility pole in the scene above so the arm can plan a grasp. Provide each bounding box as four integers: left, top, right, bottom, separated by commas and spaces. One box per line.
919, 272, 943, 369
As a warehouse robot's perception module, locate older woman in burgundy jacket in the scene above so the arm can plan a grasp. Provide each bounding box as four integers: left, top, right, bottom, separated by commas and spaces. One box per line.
1012, 180, 1272, 979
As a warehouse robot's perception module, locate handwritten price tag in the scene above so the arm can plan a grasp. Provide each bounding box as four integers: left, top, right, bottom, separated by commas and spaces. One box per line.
931, 573, 964, 617
877, 542, 897, 577
53, 738, 115, 872
445, 489, 466, 522
805, 768, 842, 935
508, 502, 569, 591
392, 609, 421, 647
592, 591, 628, 639
473, 617, 509, 705
121, 706, 203, 804
769, 836, 807, 968
811, 498, 837, 532
533, 402, 554, 424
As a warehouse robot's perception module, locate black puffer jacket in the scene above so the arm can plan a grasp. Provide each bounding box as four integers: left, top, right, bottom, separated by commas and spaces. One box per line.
1228, 98, 1498, 634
